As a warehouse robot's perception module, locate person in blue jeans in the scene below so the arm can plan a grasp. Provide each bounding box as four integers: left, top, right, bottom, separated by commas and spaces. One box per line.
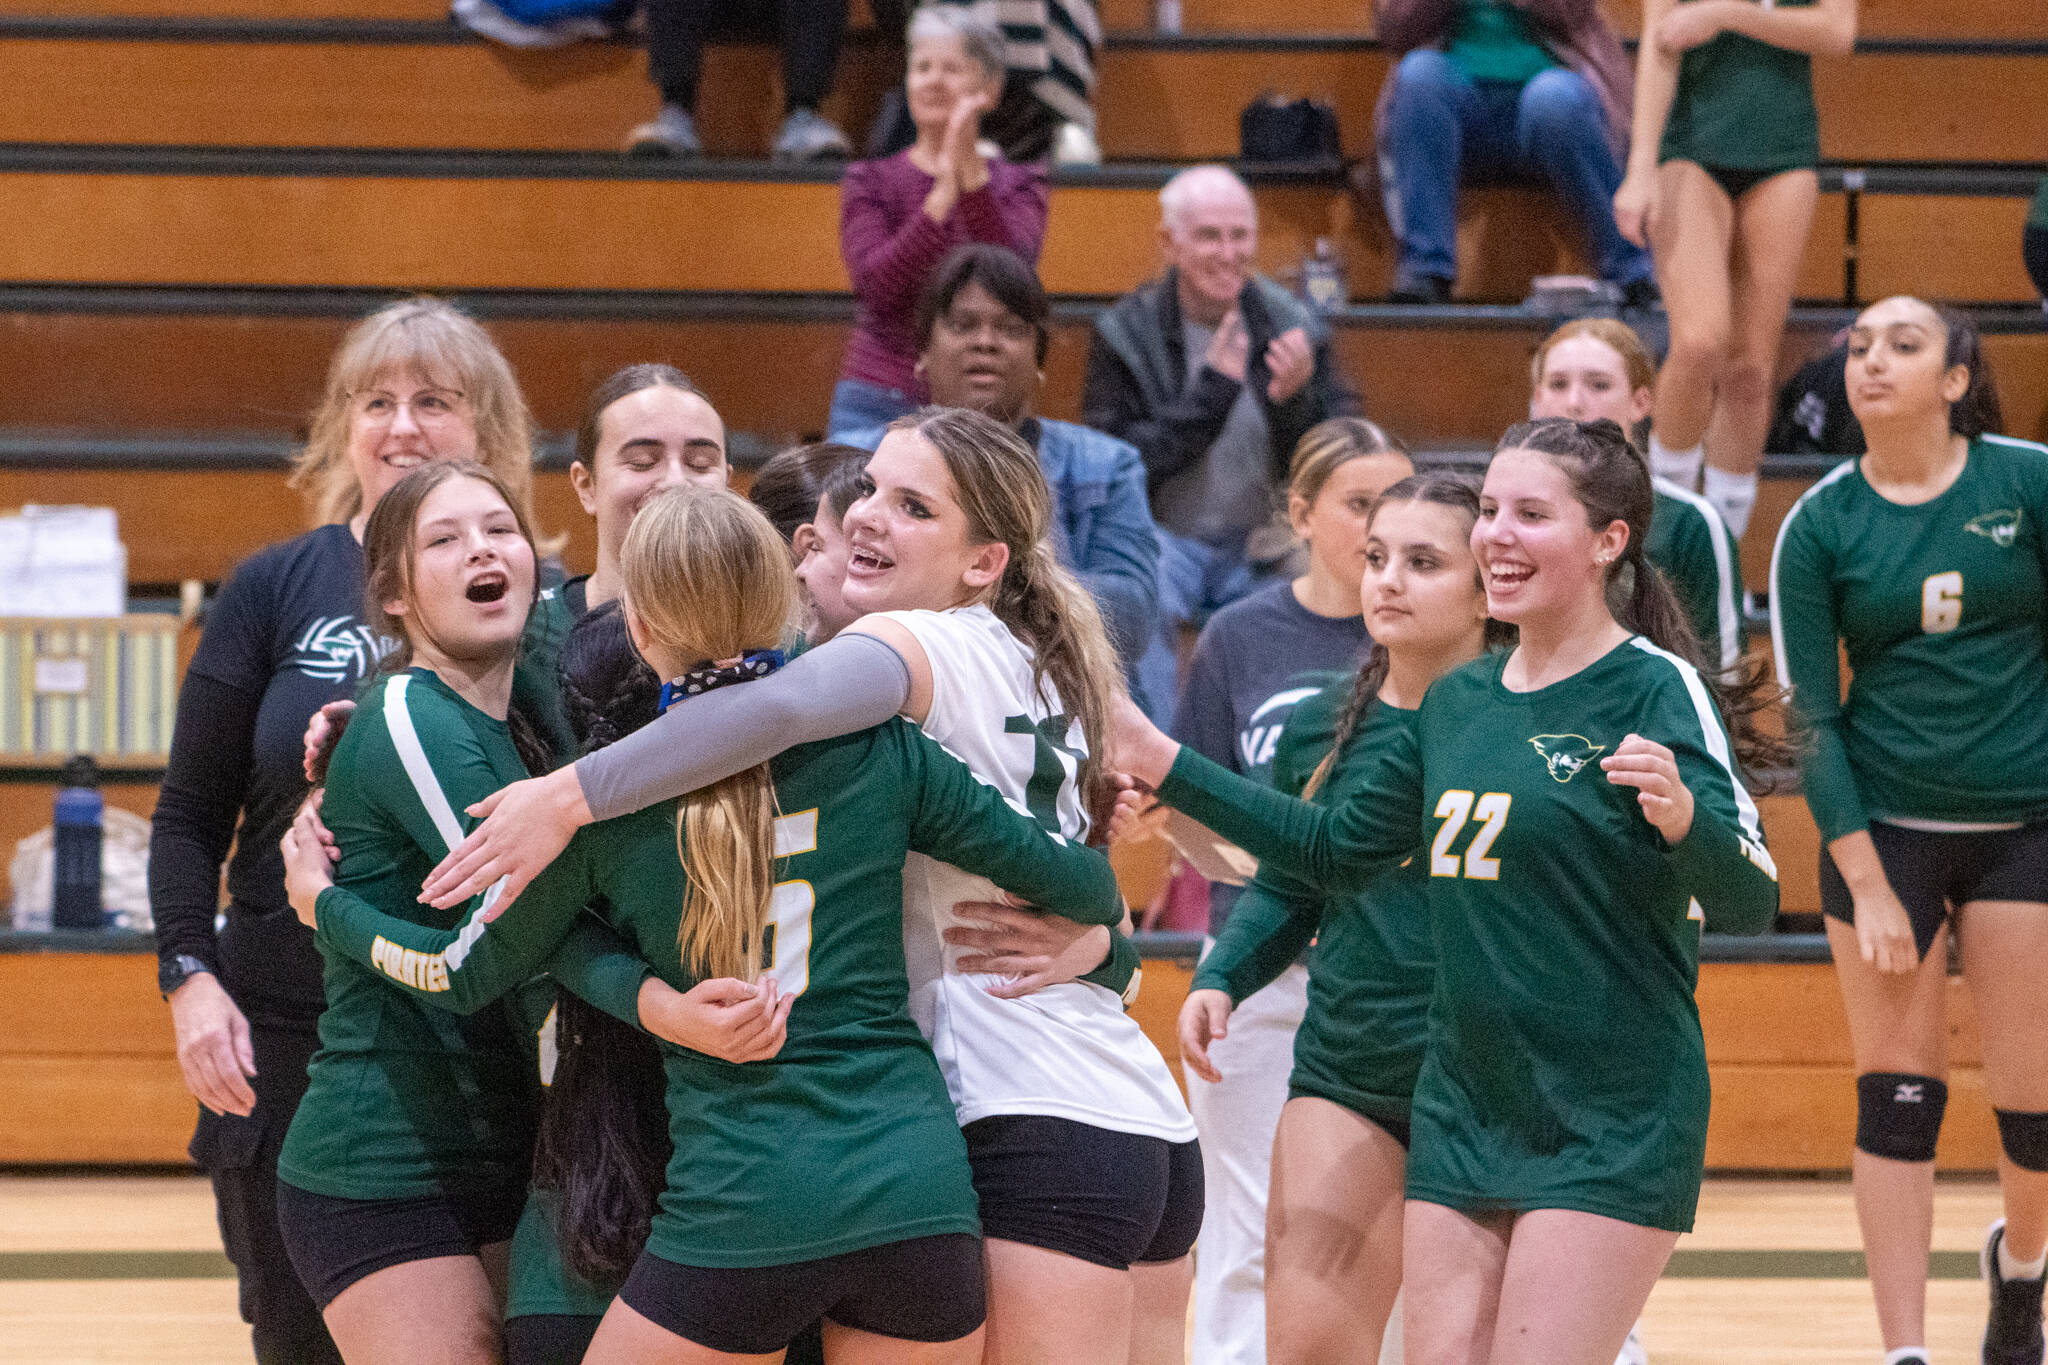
837, 243, 1162, 707
1373, 0, 1655, 305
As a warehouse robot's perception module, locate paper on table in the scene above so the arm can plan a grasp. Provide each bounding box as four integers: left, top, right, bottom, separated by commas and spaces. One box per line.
0, 506, 126, 617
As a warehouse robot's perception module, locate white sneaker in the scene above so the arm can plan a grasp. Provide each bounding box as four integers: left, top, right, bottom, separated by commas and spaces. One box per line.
626, 104, 702, 158
773, 108, 851, 161
1053, 121, 1102, 166
1615, 1325, 1649, 1365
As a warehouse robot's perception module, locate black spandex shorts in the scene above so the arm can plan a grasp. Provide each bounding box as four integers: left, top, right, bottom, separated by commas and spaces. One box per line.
617, 1234, 985, 1354
275, 1179, 525, 1310
1820, 818, 2048, 958
962, 1114, 1204, 1270
504, 1313, 601, 1365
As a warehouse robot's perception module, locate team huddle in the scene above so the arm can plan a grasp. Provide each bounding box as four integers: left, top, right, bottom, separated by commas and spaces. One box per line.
144, 286, 2048, 1365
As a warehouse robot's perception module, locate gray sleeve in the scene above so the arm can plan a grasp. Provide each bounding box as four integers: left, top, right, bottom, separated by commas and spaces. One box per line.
575, 631, 912, 821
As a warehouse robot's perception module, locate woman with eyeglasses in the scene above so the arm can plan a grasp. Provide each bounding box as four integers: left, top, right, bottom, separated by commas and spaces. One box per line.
148, 297, 551, 1365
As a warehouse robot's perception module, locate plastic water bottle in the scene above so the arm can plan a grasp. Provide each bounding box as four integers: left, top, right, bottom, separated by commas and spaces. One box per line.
1302, 237, 1348, 314
52, 754, 104, 930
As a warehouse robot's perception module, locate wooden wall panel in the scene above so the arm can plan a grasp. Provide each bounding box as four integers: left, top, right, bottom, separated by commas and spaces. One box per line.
1705, 1063, 1997, 1170
0, 1056, 196, 1163
1127, 955, 1194, 1095
4, 40, 2038, 165
1757, 795, 1821, 915
0, 173, 1772, 303
1859, 196, 2039, 305
0, 468, 593, 583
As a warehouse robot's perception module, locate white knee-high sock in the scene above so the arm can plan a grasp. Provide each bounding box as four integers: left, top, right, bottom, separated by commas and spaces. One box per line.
1883, 1347, 1929, 1365
1702, 465, 1760, 539
1647, 434, 1705, 490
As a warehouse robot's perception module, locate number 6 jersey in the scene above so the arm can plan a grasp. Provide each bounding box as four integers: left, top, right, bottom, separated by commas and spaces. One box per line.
873, 605, 1198, 1143
1770, 435, 2048, 843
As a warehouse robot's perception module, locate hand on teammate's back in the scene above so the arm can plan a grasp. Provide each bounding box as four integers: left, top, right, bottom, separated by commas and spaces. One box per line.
640, 976, 792, 1063
280, 794, 336, 928
302, 699, 355, 785
945, 899, 1114, 998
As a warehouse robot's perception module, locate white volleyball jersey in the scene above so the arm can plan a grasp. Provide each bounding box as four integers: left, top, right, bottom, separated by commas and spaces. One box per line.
874, 605, 1196, 1140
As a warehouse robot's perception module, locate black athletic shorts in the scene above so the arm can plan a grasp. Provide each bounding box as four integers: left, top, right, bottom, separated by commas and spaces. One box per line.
504, 1313, 601, 1365
963, 1114, 1204, 1270
1820, 818, 2048, 958
275, 1178, 526, 1310
617, 1234, 985, 1354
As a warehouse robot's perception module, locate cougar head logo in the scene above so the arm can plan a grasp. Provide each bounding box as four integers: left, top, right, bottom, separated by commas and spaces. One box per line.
1966, 509, 2021, 548
1529, 734, 1606, 784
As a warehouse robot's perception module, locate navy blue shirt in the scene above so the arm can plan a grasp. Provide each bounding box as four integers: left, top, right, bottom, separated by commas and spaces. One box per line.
1172, 579, 1369, 935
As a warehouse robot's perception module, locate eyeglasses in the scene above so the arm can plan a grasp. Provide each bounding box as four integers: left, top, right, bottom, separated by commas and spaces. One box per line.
349, 388, 468, 428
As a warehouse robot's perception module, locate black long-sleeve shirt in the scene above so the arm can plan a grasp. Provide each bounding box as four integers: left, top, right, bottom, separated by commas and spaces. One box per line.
150, 524, 386, 1023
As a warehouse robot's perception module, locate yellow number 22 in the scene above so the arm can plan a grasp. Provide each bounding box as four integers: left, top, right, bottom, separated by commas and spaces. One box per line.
1430, 790, 1513, 881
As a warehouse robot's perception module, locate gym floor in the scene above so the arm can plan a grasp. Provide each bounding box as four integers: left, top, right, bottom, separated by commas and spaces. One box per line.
0, 1174, 2008, 1363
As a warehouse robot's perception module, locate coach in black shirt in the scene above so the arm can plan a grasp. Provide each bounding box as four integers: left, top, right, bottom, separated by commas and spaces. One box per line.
149, 298, 543, 1364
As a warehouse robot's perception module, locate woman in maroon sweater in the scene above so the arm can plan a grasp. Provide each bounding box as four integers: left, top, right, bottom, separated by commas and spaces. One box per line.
830, 7, 1051, 437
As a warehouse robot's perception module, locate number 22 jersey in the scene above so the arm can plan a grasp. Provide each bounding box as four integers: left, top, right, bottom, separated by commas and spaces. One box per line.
874, 605, 1197, 1142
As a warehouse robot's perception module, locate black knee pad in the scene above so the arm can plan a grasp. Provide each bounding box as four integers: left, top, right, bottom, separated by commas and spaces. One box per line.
1995, 1109, 2048, 1173
1855, 1072, 1948, 1162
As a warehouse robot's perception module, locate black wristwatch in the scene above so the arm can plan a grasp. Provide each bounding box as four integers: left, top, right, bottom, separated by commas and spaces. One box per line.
158, 954, 215, 1000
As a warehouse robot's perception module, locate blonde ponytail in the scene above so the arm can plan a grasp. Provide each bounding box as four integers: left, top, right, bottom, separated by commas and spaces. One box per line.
619, 487, 796, 981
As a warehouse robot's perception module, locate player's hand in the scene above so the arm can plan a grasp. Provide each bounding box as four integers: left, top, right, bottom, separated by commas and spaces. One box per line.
1264, 327, 1315, 403
1851, 887, 1919, 976
419, 766, 591, 913
1613, 172, 1656, 248
1177, 988, 1232, 1084
641, 976, 792, 1063
1601, 733, 1694, 844
168, 971, 258, 1117
1204, 308, 1249, 383
280, 794, 336, 929
302, 700, 356, 785
1107, 778, 1153, 845
1655, 0, 1728, 53
947, 899, 1111, 999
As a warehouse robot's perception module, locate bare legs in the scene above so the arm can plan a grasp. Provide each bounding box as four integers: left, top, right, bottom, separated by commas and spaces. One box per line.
981, 1238, 1134, 1365
1402, 1203, 1676, 1365
322, 1242, 510, 1365
1265, 1097, 1408, 1365
1955, 902, 2048, 1265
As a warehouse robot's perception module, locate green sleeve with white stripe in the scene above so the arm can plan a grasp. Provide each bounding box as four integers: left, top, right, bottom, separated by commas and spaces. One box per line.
1652, 672, 1780, 934
1769, 492, 1867, 842
1651, 490, 1745, 674
316, 826, 602, 1017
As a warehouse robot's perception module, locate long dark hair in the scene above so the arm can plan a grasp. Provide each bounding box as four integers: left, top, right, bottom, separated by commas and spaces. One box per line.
528, 601, 671, 1287
1495, 418, 1793, 777
747, 441, 872, 546
1303, 473, 1514, 798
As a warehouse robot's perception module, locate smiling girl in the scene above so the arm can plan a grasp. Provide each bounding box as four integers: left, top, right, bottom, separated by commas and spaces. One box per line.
1771, 297, 2048, 1365
1115, 417, 1783, 1363
408, 408, 1199, 1364
1174, 473, 1503, 1365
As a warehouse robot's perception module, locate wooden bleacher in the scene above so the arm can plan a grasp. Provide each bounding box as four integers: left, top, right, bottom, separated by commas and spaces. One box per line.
0, 0, 2042, 1167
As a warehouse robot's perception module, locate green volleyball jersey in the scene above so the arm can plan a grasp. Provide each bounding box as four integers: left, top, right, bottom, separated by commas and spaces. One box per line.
507, 1189, 615, 1322
1770, 436, 2048, 842
279, 670, 547, 1200
1659, 0, 1819, 173
1191, 686, 1435, 1126
311, 716, 1123, 1267
514, 584, 579, 765
2031, 175, 2048, 229
1162, 639, 1777, 1231
1652, 482, 1747, 674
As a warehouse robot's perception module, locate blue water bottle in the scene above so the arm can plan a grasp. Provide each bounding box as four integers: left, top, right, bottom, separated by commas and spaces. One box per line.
53, 754, 104, 930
